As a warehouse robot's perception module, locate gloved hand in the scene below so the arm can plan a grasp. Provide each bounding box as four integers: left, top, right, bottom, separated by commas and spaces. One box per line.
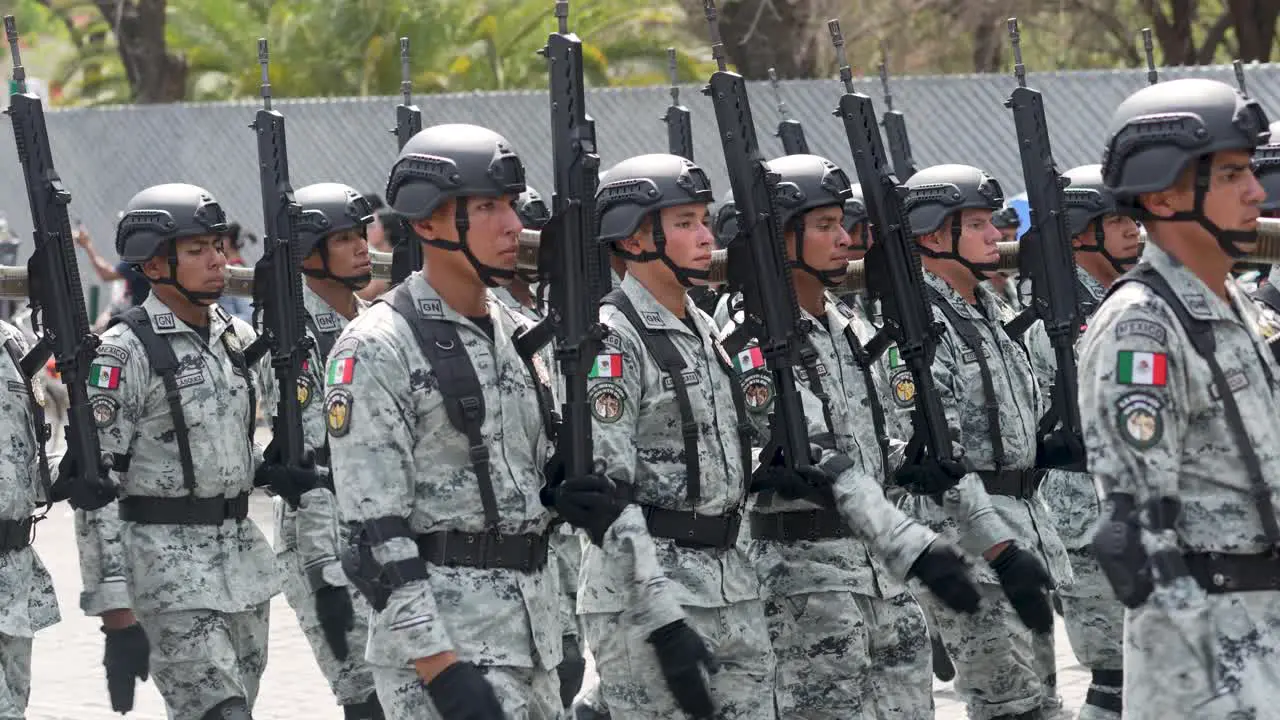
254, 446, 322, 508
891, 456, 967, 496
314, 584, 354, 661
1035, 430, 1087, 472
425, 661, 505, 720
908, 542, 981, 613
539, 453, 566, 509
748, 464, 835, 504
103, 623, 150, 714
51, 451, 117, 511
648, 619, 718, 718
554, 474, 627, 546
989, 543, 1055, 633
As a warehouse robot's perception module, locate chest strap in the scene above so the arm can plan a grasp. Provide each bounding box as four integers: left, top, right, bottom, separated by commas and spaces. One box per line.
929, 289, 1007, 469
3, 338, 52, 510
841, 324, 891, 475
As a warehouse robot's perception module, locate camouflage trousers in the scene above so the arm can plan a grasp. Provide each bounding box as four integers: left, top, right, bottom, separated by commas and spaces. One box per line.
582, 600, 776, 720
765, 590, 932, 719
0, 634, 31, 720
1125, 588, 1280, 719
278, 549, 378, 706
135, 602, 270, 719
372, 663, 560, 720
1059, 548, 1123, 720
921, 582, 1043, 720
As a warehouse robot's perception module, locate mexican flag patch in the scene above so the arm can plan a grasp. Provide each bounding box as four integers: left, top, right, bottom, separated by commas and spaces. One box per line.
326, 357, 355, 386
88, 363, 120, 389
589, 353, 622, 378
734, 346, 765, 373
1116, 351, 1167, 386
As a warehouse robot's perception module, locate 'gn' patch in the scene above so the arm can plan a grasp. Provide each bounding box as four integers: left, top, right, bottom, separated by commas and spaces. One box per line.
297, 374, 316, 409
417, 299, 444, 318
892, 371, 916, 408
325, 389, 353, 437
153, 313, 176, 330
741, 374, 774, 414
91, 395, 119, 428
314, 312, 340, 332
1115, 392, 1164, 449
589, 383, 626, 423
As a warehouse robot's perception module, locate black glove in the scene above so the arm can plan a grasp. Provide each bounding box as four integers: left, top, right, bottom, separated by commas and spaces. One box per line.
425, 661, 505, 720
748, 464, 835, 504
1035, 430, 1087, 472
891, 456, 967, 496
254, 448, 322, 507
103, 623, 149, 714
51, 451, 117, 511
648, 620, 718, 718
557, 634, 586, 708
908, 542, 981, 613
539, 453, 566, 509
554, 474, 627, 546
314, 584, 354, 661
989, 543, 1055, 633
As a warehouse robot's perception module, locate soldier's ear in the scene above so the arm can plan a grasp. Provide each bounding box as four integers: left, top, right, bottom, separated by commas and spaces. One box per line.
140, 256, 167, 282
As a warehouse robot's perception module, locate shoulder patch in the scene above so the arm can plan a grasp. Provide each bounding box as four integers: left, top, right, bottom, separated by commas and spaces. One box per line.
741, 373, 774, 414
1182, 293, 1211, 316
891, 370, 916, 408
326, 357, 356, 386
588, 353, 622, 379
325, 389, 354, 437
330, 335, 360, 359
600, 332, 625, 351
1114, 319, 1168, 345
1115, 391, 1164, 449
297, 373, 316, 409
662, 369, 702, 390
87, 363, 122, 389
1115, 350, 1168, 386
91, 395, 120, 428
640, 310, 664, 327
1209, 368, 1250, 400
6, 379, 28, 395
417, 298, 444, 319
732, 346, 766, 374
153, 312, 177, 330
589, 382, 626, 423
314, 312, 340, 333
96, 344, 131, 365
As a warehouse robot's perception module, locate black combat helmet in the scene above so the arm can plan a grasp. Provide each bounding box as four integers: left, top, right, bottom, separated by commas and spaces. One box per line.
515, 186, 551, 230
713, 191, 738, 249
294, 182, 376, 289
766, 153, 853, 285
903, 164, 1004, 278
1062, 164, 1139, 273
1257, 121, 1280, 215
843, 184, 872, 252
115, 183, 228, 303
596, 153, 715, 285
1101, 78, 1270, 256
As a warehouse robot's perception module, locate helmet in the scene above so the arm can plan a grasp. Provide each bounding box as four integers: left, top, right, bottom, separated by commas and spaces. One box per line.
713, 192, 738, 248
385, 123, 526, 220
596, 153, 714, 244
991, 206, 1020, 230
115, 183, 228, 264
516, 187, 551, 230
765, 154, 853, 231
294, 182, 375, 257
842, 184, 867, 233
1061, 165, 1121, 237
1257, 121, 1280, 213
902, 164, 1004, 237
1101, 78, 1270, 203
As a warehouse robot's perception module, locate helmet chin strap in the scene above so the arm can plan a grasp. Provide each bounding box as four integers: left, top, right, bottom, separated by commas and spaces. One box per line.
1077, 222, 1140, 274
916, 216, 1000, 280
151, 247, 221, 304
301, 237, 372, 290
613, 210, 710, 288
1156, 155, 1257, 258
789, 217, 851, 288
420, 201, 516, 288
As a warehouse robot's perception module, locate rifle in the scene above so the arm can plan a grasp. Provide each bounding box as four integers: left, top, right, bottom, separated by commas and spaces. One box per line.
827, 18, 955, 465
524, 0, 609, 481
768, 68, 810, 155
702, 0, 812, 469
1002, 18, 1083, 441
248, 39, 311, 469
662, 48, 695, 160
878, 43, 918, 181
390, 37, 423, 286
4, 15, 115, 510
1234, 59, 1249, 97
1141, 28, 1158, 85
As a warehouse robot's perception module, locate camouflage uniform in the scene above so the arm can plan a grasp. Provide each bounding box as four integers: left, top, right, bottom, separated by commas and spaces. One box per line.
78, 294, 278, 719
891, 270, 1071, 720
326, 272, 562, 720
730, 291, 936, 718
580, 274, 775, 720
1079, 242, 1280, 718
260, 283, 377, 709
0, 320, 59, 719
1039, 266, 1123, 720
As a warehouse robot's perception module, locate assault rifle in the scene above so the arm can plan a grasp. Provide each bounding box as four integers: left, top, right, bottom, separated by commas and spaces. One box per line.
246, 39, 311, 469
4, 15, 115, 510
768, 68, 810, 155
1142, 28, 1158, 85
1002, 18, 1083, 441
389, 37, 423, 285
703, 0, 813, 469
662, 48, 695, 160
878, 44, 918, 180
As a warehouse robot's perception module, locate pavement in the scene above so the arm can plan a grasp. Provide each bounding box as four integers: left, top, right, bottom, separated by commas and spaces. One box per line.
24, 496, 1095, 719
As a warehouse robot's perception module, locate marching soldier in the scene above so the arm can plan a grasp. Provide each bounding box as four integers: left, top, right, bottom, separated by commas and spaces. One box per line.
75, 184, 297, 720
555, 153, 776, 719
730, 153, 981, 718
893, 164, 1076, 720
1081, 78, 1280, 717
262, 181, 383, 719
1249, 123, 1280, 336
328, 123, 562, 719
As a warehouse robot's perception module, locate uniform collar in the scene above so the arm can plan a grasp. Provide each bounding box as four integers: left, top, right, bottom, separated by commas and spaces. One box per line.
1141, 242, 1238, 323
303, 282, 364, 333
619, 273, 701, 337
922, 268, 1003, 322
404, 271, 504, 335
141, 293, 231, 341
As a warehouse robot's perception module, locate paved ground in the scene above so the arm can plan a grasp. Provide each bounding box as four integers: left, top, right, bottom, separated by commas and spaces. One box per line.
24, 497, 1094, 719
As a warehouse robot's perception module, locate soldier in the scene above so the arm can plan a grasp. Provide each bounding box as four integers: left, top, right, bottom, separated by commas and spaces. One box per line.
75, 183, 298, 720
730, 153, 981, 718
1249, 123, 1280, 332
554, 153, 775, 720
1081, 78, 1280, 717
262, 181, 383, 719
893, 164, 1077, 720
0, 320, 60, 718
986, 206, 1023, 312
327, 123, 562, 719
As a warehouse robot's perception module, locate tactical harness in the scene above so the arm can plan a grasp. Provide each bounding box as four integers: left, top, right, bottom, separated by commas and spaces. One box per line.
603, 288, 752, 550
0, 338, 51, 553
109, 306, 257, 525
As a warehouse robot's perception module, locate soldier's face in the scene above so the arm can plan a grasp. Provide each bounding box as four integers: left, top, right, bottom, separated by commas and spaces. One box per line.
793, 205, 853, 272
1099, 214, 1143, 263
656, 203, 715, 280
1201, 150, 1265, 232
145, 234, 226, 301
846, 221, 871, 260
952, 209, 1001, 265
417, 194, 522, 283
317, 229, 372, 281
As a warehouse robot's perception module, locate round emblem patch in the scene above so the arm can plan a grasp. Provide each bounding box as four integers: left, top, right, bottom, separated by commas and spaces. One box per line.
1115, 392, 1163, 449
588, 383, 626, 423
297, 374, 315, 409
892, 372, 916, 408
91, 395, 119, 428
742, 375, 774, 414
325, 389, 353, 437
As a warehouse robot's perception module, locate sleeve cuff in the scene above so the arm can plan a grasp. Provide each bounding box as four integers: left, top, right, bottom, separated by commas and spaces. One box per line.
80, 577, 132, 616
